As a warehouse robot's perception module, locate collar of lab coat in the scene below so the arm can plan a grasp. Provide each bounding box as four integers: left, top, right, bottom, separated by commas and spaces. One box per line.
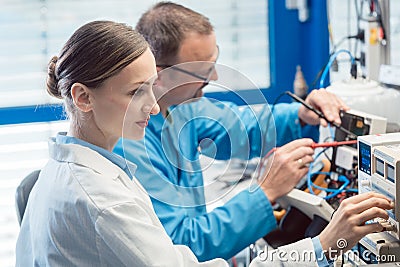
48, 137, 129, 180
55, 132, 137, 179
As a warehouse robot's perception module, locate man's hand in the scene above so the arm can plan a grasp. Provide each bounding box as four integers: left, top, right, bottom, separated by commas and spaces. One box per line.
319, 192, 393, 258
298, 89, 349, 127
259, 138, 314, 203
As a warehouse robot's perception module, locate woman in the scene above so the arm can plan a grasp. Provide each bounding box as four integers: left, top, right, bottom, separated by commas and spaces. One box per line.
15, 20, 226, 266
16, 20, 393, 267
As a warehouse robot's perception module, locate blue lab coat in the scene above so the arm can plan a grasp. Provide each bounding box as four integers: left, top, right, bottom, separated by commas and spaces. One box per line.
114, 98, 308, 261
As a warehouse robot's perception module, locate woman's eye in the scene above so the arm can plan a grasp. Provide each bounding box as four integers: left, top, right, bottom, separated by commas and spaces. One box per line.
129, 88, 144, 96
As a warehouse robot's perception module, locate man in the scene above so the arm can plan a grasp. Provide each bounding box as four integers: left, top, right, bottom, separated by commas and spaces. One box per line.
114, 2, 356, 262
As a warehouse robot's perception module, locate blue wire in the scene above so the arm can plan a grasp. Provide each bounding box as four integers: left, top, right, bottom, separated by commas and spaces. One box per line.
319, 49, 355, 88
324, 175, 350, 200
346, 188, 358, 193
328, 123, 335, 140
309, 171, 350, 194
307, 169, 315, 195
307, 146, 353, 199
312, 181, 340, 192
307, 149, 328, 195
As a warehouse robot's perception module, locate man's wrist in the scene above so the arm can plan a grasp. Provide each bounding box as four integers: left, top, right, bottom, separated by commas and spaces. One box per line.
260, 186, 277, 204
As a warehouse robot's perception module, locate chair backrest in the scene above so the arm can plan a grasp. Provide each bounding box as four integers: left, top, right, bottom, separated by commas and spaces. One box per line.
15, 170, 40, 225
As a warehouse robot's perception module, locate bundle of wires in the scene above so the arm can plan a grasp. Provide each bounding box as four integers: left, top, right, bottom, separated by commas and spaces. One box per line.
307, 148, 358, 200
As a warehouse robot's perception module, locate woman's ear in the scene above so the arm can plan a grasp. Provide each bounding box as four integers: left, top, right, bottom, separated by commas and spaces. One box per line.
70, 83, 92, 112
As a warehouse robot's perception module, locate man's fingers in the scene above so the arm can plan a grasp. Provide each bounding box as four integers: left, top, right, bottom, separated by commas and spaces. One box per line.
355, 222, 385, 237
319, 117, 328, 127
278, 138, 314, 153
290, 146, 314, 161
342, 192, 391, 206
350, 197, 393, 215
298, 155, 314, 167
355, 207, 390, 225
336, 97, 349, 111
297, 167, 309, 179
306, 90, 347, 125
320, 103, 340, 124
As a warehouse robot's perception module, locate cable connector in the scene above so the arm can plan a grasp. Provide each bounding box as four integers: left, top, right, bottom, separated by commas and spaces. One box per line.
350, 62, 357, 79
331, 58, 339, 72
355, 30, 364, 42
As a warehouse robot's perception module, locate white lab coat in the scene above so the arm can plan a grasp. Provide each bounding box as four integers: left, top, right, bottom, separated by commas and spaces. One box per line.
16, 138, 318, 266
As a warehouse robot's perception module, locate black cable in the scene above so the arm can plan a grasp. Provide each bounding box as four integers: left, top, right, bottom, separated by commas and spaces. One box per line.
323, 136, 334, 161
264, 91, 289, 136
310, 65, 327, 90
310, 62, 327, 89
285, 91, 358, 139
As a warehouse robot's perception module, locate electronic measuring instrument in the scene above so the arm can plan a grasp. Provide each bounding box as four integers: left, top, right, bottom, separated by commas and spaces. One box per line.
358, 133, 400, 263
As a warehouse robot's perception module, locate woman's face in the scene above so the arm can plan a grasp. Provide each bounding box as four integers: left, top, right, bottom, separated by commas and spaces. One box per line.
89, 48, 160, 141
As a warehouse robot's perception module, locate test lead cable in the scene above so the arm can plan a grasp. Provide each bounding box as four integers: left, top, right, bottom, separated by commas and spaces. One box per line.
257, 140, 356, 180
285, 91, 357, 139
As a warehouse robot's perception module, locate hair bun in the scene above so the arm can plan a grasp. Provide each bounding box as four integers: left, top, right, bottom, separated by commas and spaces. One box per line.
46, 56, 62, 98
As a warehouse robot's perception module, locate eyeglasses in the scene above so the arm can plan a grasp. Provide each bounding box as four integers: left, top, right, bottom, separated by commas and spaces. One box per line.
156, 45, 219, 90
156, 64, 212, 82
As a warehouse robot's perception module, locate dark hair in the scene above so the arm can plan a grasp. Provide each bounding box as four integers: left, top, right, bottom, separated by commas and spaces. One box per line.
136, 1, 213, 65
46, 20, 148, 115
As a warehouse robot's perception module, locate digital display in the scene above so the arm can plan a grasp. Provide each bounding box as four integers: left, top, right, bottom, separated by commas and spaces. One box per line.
359, 142, 371, 175
376, 158, 384, 177
387, 164, 395, 183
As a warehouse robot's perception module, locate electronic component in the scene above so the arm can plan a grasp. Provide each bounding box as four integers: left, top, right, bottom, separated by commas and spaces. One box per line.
358, 134, 400, 263
336, 109, 387, 142
357, 0, 390, 81
330, 110, 387, 176
369, 145, 399, 237
286, 91, 358, 139
358, 133, 400, 194
335, 145, 358, 171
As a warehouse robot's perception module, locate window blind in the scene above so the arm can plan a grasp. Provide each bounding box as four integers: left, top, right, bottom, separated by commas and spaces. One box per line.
0, 1, 269, 265
0, 0, 269, 109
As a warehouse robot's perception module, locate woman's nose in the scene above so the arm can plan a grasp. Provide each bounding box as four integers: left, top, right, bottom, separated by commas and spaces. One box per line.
150, 103, 160, 115
142, 91, 160, 115
142, 103, 159, 114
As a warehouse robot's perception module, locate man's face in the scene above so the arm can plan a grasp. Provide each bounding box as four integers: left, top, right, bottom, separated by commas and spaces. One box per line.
155, 32, 219, 111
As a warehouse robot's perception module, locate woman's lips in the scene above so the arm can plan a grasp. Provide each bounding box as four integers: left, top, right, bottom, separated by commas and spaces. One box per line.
136, 119, 148, 128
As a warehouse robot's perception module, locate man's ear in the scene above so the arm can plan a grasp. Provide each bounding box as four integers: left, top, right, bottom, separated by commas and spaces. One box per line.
70, 82, 92, 112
